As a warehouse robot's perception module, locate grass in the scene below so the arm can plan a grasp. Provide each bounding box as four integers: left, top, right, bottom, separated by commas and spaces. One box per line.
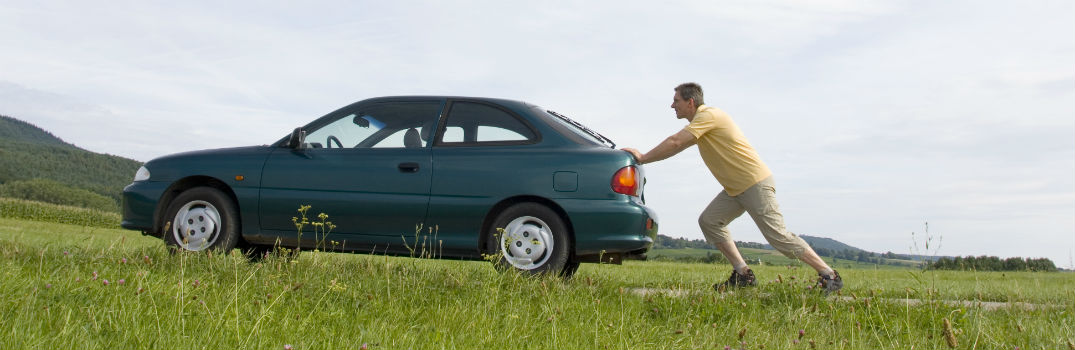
1, 216, 1073, 349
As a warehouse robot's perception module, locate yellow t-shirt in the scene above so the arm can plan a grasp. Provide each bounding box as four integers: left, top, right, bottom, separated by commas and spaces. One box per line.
684, 105, 772, 196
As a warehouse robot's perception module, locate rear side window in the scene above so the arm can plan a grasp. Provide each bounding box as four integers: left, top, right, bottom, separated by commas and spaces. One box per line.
437, 102, 537, 145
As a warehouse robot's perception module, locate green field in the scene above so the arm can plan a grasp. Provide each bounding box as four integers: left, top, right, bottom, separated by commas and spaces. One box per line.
649, 247, 921, 270
1, 206, 1073, 349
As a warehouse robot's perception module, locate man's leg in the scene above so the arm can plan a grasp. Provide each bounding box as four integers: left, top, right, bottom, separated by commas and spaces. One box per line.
698, 191, 748, 273
738, 177, 835, 276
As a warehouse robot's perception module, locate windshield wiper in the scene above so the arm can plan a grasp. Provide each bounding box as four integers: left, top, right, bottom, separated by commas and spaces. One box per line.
547, 110, 615, 148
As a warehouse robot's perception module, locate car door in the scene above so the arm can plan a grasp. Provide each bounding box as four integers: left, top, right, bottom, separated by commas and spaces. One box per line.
259, 100, 444, 247
426, 100, 543, 255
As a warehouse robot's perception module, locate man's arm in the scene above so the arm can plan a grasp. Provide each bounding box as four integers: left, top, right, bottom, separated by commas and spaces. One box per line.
621, 128, 696, 164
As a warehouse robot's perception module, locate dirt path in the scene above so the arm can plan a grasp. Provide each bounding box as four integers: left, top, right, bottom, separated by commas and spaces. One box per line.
626, 287, 1060, 311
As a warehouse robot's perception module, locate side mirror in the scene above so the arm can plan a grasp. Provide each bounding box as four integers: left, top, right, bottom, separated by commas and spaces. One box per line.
353, 115, 370, 128
287, 127, 306, 149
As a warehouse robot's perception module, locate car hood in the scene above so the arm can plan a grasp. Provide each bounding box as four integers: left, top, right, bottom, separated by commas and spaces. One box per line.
143, 146, 277, 183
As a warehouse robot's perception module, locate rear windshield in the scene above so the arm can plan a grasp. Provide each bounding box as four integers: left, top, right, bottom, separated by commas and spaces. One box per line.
535, 108, 614, 148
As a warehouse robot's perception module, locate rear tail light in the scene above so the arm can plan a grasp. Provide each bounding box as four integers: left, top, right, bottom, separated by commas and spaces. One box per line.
611, 166, 639, 196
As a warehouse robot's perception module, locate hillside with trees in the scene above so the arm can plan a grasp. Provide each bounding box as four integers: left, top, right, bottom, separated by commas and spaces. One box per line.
0, 115, 141, 211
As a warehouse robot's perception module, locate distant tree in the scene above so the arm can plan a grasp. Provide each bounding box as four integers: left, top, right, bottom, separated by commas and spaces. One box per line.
930, 255, 1057, 272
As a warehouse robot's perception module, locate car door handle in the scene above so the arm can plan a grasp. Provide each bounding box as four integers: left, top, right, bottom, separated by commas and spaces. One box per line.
398, 162, 420, 173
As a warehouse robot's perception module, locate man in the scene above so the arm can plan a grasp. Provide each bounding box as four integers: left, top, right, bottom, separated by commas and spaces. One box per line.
622, 82, 843, 294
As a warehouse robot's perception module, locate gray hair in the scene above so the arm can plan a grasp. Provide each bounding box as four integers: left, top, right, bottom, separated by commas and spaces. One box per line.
674, 82, 704, 106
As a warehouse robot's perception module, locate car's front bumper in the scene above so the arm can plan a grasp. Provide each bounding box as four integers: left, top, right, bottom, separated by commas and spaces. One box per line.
121, 181, 169, 232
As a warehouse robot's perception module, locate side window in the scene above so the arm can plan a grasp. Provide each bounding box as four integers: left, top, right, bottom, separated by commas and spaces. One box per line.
438, 102, 537, 145
304, 102, 442, 149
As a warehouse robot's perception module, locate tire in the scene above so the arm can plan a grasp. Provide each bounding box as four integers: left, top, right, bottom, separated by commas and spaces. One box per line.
486, 203, 571, 276
162, 187, 241, 253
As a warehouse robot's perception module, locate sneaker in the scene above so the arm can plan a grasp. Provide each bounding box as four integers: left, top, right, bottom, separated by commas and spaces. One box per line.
714, 269, 757, 291
816, 270, 843, 295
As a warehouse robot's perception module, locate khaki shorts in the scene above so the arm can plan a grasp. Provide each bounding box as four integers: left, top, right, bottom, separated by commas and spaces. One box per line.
697, 176, 810, 259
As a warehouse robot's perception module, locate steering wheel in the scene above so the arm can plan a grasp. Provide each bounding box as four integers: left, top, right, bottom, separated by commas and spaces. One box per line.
326, 135, 343, 149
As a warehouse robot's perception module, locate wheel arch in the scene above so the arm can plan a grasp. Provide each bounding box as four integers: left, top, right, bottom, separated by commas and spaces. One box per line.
478, 195, 575, 258
154, 176, 240, 237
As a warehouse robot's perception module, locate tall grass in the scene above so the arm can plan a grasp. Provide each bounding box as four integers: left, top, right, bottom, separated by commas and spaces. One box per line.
1, 217, 1073, 349
0, 197, 120, 228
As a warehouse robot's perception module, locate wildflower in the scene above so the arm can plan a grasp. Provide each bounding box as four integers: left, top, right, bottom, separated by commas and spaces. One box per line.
102, 279, 110, 286
75, 277, 81, 282
92, 271, 98, 280
798, 329, 805, 339
45, 283, 52, 289
284, 345, 293, 350
137, 287, 145, 295
360, 344, 368, 350
63, 251, 69, 256
192, 279, 201, 287
738, 327, 747, 340
143, 256, 152, 264
793, 339, 800, 345
120, 258, 128, 264
118, 279, 126, 285
724, 346, 731, 350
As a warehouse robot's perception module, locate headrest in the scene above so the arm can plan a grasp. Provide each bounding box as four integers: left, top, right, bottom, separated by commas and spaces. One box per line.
404, 128, 422, 148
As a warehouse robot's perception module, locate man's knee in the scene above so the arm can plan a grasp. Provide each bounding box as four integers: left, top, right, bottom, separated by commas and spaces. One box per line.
768, 235, 809, 259
698, 213, 726, 231
699, 215, 731, 243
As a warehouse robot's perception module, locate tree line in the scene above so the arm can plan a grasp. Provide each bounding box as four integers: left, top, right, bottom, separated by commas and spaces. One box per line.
929, 255, 1057, 272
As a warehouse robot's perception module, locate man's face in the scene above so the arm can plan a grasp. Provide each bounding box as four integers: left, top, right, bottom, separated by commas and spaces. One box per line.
671, 91, 695, 119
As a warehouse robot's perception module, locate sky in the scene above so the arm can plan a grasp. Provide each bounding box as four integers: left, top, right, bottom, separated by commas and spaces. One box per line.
2, 1, 1073, 268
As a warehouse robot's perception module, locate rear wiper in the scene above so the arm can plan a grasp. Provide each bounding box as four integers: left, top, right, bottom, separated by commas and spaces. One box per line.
547, 110, 616, 148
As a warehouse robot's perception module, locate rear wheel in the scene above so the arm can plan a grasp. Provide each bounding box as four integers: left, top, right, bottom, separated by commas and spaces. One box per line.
486, 203, 571, 276
162, 187, 240, 253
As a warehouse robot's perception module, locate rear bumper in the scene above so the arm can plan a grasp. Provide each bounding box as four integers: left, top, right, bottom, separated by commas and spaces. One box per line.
558, 197, 658, 257
121, 181, 169, 232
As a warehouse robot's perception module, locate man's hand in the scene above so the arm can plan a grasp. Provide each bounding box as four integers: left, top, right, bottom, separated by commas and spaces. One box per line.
621, 129, 696, 165
621, 148, 644, 163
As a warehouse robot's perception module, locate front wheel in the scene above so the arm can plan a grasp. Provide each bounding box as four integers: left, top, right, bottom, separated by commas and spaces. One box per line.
487, 203, 571, 276
163, 187, 241, 252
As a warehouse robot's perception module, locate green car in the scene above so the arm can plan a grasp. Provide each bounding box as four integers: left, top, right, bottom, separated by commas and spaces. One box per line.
122, 96, 657, 276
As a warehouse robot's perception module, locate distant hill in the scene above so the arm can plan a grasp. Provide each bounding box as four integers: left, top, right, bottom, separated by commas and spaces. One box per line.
655, 233, 868, 252
653, 233, 923, 267
799, 235, 865, 252
0, 114, 141, 208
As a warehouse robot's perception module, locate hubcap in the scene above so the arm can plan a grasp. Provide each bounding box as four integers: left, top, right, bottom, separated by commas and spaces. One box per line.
500, 216, 554, 270
171, 200, 221, 251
